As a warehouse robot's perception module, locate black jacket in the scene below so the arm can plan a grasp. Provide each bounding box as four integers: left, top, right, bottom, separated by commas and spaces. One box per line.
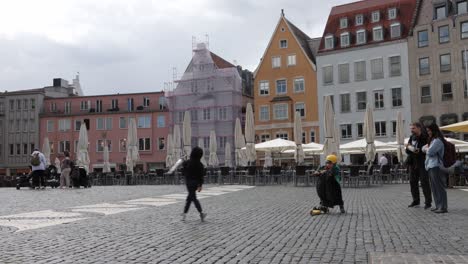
182, 160, 205, 187
405, 134, 428, 169
316, 169, 344, 208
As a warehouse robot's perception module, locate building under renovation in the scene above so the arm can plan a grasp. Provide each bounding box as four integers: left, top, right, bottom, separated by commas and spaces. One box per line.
165, 43, 253, 165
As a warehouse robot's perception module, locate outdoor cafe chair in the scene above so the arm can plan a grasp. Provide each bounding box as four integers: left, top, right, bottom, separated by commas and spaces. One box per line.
294, 166, 308, 187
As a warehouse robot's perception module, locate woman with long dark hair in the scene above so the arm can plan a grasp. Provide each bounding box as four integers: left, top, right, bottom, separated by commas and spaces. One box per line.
423, 124, 447, 213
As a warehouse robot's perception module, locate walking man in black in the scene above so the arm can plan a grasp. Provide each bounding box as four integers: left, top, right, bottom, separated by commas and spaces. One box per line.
406, 122, 432, 209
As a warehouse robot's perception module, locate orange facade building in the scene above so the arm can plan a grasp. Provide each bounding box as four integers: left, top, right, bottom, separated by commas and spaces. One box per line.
254, 11, 320, 144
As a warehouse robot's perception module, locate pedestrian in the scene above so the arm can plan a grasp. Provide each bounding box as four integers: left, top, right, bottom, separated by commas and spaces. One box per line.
31, 149, 47, 189
405, 122, 432, 209
379, 154, 388, 168
60, 151, 72, 188
169, 146, 207, 222
423, 124, 448, 213
314, 154, 345, 214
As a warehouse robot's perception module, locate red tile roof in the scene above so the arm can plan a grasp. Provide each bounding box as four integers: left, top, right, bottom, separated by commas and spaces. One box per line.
318, 0, 418, 53
210, 52, 236, 69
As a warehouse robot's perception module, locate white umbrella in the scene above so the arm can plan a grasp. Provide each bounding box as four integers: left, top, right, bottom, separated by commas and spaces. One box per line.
340, 139, 394, 152
42, 137, 51, 166
103, 145, 111, 173
293, 111, 305, 164
126, 118, 139, 173
245, 103, 256, 164
76, 123, 90, 173
364, 104, 376, 164
235, 118, 247, 167
323, 95, 339, 157
396, 111, 405, 163
182, 111, 192, 158
165, 134, 174, 168
225, 142, 232, 167
54, 157, 61, 174
333, 118, 342, 162
208, 130, 219, 167
264, 151, 273, 168
173, 124, 182, 160
198, 138, 207, 167
254, 138, 296, 152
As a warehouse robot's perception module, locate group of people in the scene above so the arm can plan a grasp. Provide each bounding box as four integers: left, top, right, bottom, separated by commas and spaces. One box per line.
29, 149, 74, 189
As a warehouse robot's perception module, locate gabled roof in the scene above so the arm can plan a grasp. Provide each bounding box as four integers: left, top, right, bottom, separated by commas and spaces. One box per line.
210, 52, 236, 69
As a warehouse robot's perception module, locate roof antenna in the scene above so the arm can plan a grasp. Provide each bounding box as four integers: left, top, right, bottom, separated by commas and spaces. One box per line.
281, 9, 284, 17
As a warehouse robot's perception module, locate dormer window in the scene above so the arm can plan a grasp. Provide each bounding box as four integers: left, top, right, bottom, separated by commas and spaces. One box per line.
435, 5, 447, 20
355, 14, 364, 26
373, 26, 383, 41
340, 32, 350, 47
390, 23, 401, 38
388, 8, 397, 20
356, 29, 366, 44
325, 35, 334, 50
340, 18, 348, 29
372, 11, 380, 22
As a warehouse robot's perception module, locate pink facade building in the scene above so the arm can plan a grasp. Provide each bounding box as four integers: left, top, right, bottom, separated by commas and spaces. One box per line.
39, 92, 169, 172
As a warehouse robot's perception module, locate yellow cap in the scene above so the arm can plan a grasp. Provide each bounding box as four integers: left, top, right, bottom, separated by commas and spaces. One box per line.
326, 154, 338, 164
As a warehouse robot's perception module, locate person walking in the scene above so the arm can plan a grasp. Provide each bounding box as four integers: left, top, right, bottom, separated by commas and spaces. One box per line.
31, 149, 47, 189
60, 151, 72, 188
423, 124, 448, 213
406, 122, 432, 209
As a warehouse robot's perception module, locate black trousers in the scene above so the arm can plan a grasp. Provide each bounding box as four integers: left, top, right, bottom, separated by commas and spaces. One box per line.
184, 184, 202, 214
32, 170, 45, 188
409, 166, 432, 205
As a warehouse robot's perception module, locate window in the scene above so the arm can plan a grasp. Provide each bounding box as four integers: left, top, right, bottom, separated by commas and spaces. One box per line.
462, 22, 468, 39
421, 86, 432, 104
276, 79, 287, 94
259, 106, 270, 121
178, 111, 184, 123
137, 116, 151, 128
388, 8, 397, 19
65, 102, 71, 114
23, 99, 28, 110
16, 99, 22, 110
218, 136, 227, 150
97, 140, 111, 152
203, 137, 210, 149
259, 81, 269, 95
50, 102, 57, 112
127, 98, 134, 111
439, 25, 450, 43
191, 110, 198, 121
357, 123, 364, 138
22, 119, 27, 132
463, 51, 468, 69
340, 18, 348, 28
371, 58, 384, 79
390, 23, 401, 38
16, 144, 20, 155
373, 27, 383, 41
340, 33, 350, 47
97, 117, 112, 130
458, 1, 468, 14
274, 104, 288, 120
58, 119, 71, 131
80, 101, 89, 111
119, 139, 127, 152
356, 92, 367, 111
16, 120, 20, 132
294, 78, 305, 92
464, 80, 468, 98
375, 121, 387, 137
157, 115, 165, 128
59, 141, 71, 153
338, 64, 349, 83
75, 120, 82, 131
272, 56, 281, 68
287, 55, 296, 66
9, 144, 13, 156
295, 102, 305, 117
418, 30, 428, 47
30, 99, 35, 109
30, 119, 35, 132
138, 138, 151, 151
323, 66, 333, 84
372, 11, 380, 22
442, 82, 453, 101
119, 117, 127, 129
374, 90, 385, 109
158, 137, 166, 150
419, 57, 430, 75
354, 61, 366, 81
203, 109, 211, 120
302, 132, 306, 144
440, 54, 451, 72
389, 56, 401, 77
158, 97, 166, 110
143, 97, 150, 107
435, 5, 446, 20
391, 87, 402, 107
280, 39, 287, 48
47, 120, 54, 132
341, 124, 352, 139
9, 100, 14, 111
355, 14, 363, 25
111, 99, 119, 109
0, 102, 4, 114
340, 94, 351, 113
96, 100, 102, 113
23, 143, 28, 155
325, 35, 334, 49
392, 121, 397, 136
310, 131, 316, 143
218, 107, 228, 120
30, 143, 35, 153
260, 134, 270, 142
276, 133, 288, 140
356, 30, 366, 44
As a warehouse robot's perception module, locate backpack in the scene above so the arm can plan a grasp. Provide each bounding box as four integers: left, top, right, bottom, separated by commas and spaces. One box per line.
31, 153, 41, 166
441, 139, 457, 168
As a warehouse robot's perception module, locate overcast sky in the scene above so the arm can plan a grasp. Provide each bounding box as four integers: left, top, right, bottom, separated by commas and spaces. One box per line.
0, 0, 352, 95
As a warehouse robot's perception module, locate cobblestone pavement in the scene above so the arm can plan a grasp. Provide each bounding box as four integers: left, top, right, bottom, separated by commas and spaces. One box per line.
0, 184, 467, 263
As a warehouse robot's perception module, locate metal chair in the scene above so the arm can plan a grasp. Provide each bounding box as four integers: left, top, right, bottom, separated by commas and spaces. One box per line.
294, 166, 308, 187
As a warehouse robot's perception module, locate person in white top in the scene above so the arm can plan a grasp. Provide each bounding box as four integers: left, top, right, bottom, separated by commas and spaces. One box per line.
31, 149, 47, 189
379, 155, 388, 166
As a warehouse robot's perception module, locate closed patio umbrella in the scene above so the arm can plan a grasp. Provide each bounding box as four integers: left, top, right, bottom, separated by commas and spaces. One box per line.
42, 137, 51, 166
76, 123, 90, 173
294, 111, 305, 164
323, 96, 339, 157
103, 145, 111, 173
208, 130, 219, 167
245, 103, 256, 164
182, 111, 192, 158
125, 118, 139, 173
396, 111, 405, 163
198, 138, 207, 167
364, 104, 376, 164
225, 142, 232, 167
235, 118, 247, 167
173, 124, 182, 160
165, 134, 174, 168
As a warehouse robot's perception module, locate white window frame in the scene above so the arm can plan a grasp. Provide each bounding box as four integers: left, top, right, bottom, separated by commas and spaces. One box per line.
310, 130, 316, 143
47, 120, 54, 132
119, 117, 128, 129
389, 56, 401, 77
58, 119, 71, 132
355, 14, 364, 26
340, 32, 350, 48
143, 97, 150, 107
287, 54, 296, 66
372, 11, 380, 22
338, 63, 350, 83
276, 132, 289, 140
259, 81, 270, 96
137, 116, 151, 128
388, 8, 397, 20
203, 109, 211, 120
272, 56, 281, 68
260, 134, 270, 143
375, 121, 387, 137
138, 138, 151, 151
96, 139, 112, 152
340, 124, 352, 139
325, 35, 334, 50
295, 102, 306, 118
371, 58, 384, 80
293, 77, 305, 93
354, 61, 366, 81
59, 141, 71, 154
273, 104, 288, 120
390, 23, 401, 38
391, 87, 403, 107
356, 29, 366, 45
356, 91, 367, 111
421, 85, 432, 104
259, 105, 270, 121
340, 93, 351, 113
157, 115, 166, 128
419, 57, 430, 75
276, 79, 287, 95
340, 17, 348, 29
323, 65, 334, 85
374, 90, 385, 109
279, 39, 288, 48
373, 26, 383, 41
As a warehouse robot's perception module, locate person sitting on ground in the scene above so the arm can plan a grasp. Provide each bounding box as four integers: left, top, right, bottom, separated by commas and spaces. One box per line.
314, 154, 345, 214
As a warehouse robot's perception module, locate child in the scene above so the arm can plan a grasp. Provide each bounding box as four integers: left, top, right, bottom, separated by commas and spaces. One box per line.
315, 155, 345, 214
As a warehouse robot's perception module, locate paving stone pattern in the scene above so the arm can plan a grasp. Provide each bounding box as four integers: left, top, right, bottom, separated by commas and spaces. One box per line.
0, 184, 467, 263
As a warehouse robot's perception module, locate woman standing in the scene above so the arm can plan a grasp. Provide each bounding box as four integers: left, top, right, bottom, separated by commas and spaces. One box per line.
423, 124, 447, 213
60, 151, 72, 188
